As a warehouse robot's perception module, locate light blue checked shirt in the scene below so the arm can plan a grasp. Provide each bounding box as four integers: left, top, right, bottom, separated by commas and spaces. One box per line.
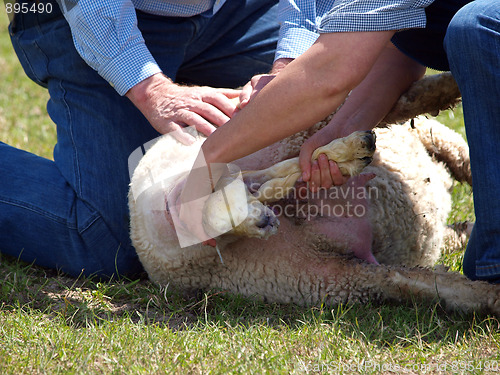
276, 0, 435, 60
58, 0, 224, 95
58, 0, 434, 96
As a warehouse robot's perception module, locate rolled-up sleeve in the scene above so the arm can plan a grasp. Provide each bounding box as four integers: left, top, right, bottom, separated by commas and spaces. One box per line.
275, 0, 320, 60
318, 0, 435, 33
275, 0, 434, 61
59, 0, 162, 95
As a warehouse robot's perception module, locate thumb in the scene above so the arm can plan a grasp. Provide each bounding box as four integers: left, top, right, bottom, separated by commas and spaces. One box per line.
171, 129, 196, 146
238, 80, 254, 110
299, 145, 314, 182
218, 88, 241, 99
161, 123, 196, 145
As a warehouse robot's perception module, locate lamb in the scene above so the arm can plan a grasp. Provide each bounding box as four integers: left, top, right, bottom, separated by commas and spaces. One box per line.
129, 73, 500, 316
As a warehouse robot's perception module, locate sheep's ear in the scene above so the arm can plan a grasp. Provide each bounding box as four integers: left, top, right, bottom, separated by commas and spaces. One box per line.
379, 72, 461, 126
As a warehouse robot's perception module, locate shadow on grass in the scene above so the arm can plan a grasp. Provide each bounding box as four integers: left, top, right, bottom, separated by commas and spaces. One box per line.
1, 254, 497, 350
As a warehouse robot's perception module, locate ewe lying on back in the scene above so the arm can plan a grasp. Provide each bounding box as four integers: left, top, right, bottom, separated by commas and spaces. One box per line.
129, 74, 499, 316
129, 116, 499, 316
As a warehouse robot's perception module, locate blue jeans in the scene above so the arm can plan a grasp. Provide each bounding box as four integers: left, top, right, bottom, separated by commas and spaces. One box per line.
1, 0, 278, 278
444, 0, 500, 283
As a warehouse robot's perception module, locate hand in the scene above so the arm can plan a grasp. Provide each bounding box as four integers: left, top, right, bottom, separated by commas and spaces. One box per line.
299, 126, 350, 191
127, 73, 241, 143
237, 58, 294, 111
237, 73, 276, 111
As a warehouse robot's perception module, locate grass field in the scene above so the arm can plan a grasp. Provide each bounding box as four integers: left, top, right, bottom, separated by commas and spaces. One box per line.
1, 9, 499, 375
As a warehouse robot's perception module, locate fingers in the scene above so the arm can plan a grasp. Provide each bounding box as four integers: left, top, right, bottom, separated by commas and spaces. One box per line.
130, 77, 242, 136
299, 140, 340, 189
305, 153, 350, 191
202, 90, 241, 121
309, 160, 320, 192
319, 154, 334, 188
300, 131, 352, 190
239, 74, 276, 110
157, 91, 240, 136
158, 117, 212, 142
328, 158, 350, 186
180, 108, 220, 136
146, 84, 244, 136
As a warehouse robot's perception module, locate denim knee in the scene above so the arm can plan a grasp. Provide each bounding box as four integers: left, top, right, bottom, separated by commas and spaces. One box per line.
445, 0, 500, 283
444, 0, 495, 62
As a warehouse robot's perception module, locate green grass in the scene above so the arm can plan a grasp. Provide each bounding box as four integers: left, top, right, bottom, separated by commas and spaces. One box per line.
1, 9, 499, 375
0, 12, 55, 158
1, 256, 500, 374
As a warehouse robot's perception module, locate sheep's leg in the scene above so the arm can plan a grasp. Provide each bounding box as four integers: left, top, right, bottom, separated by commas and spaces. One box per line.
380, 72, 461, 126
311, 130, 375, 166
243, 131, 376, 203
411, 117, 472, 185
319, 259, 500, 316
361, 264, 500, 316
443, 221, 474, 251
216, 223, 500, 315
242, 158, 301, 190
252, 172, 302, 203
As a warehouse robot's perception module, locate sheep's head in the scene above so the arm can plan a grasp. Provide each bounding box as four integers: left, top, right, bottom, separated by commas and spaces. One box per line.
202, 173, 279, 240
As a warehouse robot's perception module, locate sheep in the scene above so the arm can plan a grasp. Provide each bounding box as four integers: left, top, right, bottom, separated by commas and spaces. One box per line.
129, 74, 500, 316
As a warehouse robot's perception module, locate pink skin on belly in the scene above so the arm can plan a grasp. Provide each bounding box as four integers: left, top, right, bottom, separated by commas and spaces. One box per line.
294, 173, 378, 265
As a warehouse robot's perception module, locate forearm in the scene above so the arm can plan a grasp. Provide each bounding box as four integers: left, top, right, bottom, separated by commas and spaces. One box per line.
295, 42, 426, 187
126, 73, 173, 111
326, 43, 426, 139
201, 30, 395, 164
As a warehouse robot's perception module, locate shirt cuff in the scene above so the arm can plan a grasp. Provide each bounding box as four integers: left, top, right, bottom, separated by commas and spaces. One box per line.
275, 24, 319, 61
319, 7, 427, 33
99, 42, 163, 96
